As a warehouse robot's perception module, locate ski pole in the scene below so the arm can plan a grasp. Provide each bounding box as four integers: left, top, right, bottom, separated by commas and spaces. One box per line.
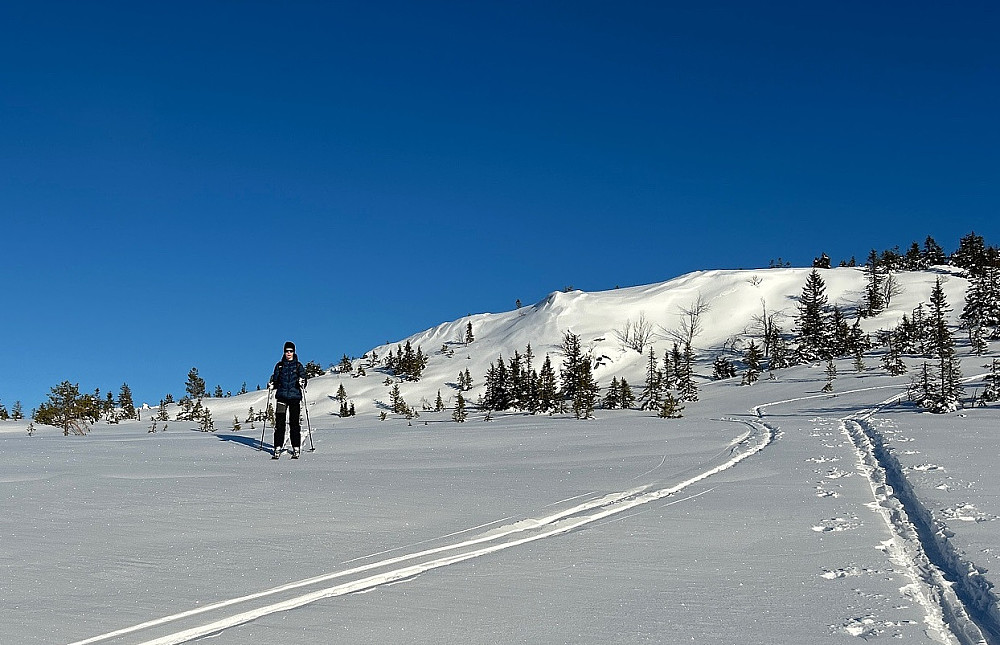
302, 387, 316, 452
259, 388, 272, 451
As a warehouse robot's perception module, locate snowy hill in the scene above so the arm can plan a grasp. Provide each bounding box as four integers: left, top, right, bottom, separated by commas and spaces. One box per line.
7, 265, 1000, 645
194, 266, 970, 425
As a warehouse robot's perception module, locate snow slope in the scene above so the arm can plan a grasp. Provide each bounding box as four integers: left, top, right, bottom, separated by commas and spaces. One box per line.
2, 266, 998, 644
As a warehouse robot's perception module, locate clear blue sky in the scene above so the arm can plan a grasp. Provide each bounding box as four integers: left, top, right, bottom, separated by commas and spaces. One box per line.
2, 1, 998, 412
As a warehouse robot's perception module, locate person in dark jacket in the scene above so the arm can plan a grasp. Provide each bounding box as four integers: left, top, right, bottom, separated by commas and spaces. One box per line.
268, 341, 308, 458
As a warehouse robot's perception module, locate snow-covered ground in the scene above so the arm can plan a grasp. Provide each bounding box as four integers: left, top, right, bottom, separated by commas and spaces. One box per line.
2, 267, 998, 644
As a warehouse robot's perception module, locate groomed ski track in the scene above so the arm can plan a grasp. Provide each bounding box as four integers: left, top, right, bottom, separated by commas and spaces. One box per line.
67, 419, 773, 645
66, 382, 999, 645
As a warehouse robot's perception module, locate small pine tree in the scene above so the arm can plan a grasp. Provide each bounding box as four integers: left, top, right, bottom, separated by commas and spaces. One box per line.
119, 383, 136, 420
712, 355, 738, 380
232, 415, 241, 432
452, 392, 467, 422
822, 358, 837, 392
619, 378, 635, 409
465, 322, 474, 344
572, 358, 599, 419
604, 377, 621, 409
741, 341, 763, 386
435, 390, 445, 412
185, 367, 207, 400
658, 392, 684, 418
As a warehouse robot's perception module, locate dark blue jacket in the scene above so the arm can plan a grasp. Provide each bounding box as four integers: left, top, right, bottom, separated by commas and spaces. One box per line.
271, 356, 307, 402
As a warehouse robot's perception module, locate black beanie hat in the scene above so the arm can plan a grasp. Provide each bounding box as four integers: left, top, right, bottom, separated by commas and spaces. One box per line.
284, 341, 295, 353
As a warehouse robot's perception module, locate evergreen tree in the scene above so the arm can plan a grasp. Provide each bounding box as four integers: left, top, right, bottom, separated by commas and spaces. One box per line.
604, 377, 621, 409
922, 235, 947, 266
435, 390, 445, 412
34, 381, 95, 435
640, 346, 662, 410
559, 331, 583, 402
921, 277, 963, 412
572, 358, 599, 419
822, 358, 837, 393
11, 401, 23, 420
862, 250, 885, 316
961, 254, 1000, 341
951, 231, 988, 275
185, 367, 207, 400
741, 341, 763, 386
712, 355, 738, 380
452, 392, 468, 422
795, 269, 832, 361
903, 241, 927, 270
619, 379, 636, 409
982, 358, 1000, 402
119, 383, 136, 420
677, 342, 698, 402
465, 322, 474, 344
537, 355, 559, 413
0, 402, 8, 420
657, 392, 684, 418
853, 348, 866, 373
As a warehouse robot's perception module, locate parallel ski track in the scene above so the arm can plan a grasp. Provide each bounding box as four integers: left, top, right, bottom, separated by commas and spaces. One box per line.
760, 383, 995, 645
66, 418, 773, 645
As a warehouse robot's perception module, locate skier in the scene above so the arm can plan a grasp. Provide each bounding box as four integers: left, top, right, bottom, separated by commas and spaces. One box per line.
268, 341, 308, 459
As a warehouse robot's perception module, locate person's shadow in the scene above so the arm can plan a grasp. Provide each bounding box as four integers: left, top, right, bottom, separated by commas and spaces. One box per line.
216, 433, 270, 452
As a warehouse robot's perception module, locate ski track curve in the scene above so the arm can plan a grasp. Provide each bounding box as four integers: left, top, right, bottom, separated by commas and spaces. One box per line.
66, 418, 775, 645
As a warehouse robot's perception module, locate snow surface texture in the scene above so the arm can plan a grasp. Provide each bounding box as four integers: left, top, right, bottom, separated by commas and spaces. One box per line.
2, 267, 999, 644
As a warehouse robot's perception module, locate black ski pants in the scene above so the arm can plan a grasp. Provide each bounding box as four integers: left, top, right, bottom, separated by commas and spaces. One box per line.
273, 400, 301, 449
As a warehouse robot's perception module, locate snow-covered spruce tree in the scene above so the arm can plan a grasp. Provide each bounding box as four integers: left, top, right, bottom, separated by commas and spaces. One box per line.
483, 356, 511, 411
337, 354, 353, 373
922, 235, 947, 266
452, 392, 467, 422
982, 358, 1000, 402
537, 355, 559, 413
903, 241, 927, 270
741, 341, 763, 386
232, 415, 241, 432
465, 322, 474, 344
12, 401, 24, 420
950, 231, 988, 275
572, 358, 599, 420
435, 390, 444, 412
677, 342, 698, 402
640, 346, 662, 410
712, 355, 738, 380
304, 360, 325, 378
604, 377, 621, 409
920, 277, 963, 412
619, 378, 635, 409
559, 331, 583, 403
961, 253, 1000, 342
794, 269, 832, 362
862, 249, 885, 317
822, 358, 836, 393
657, 392, 684, 418
0, 402, 8, 420
185, 367, 207, 399
118, 383, 136, 420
